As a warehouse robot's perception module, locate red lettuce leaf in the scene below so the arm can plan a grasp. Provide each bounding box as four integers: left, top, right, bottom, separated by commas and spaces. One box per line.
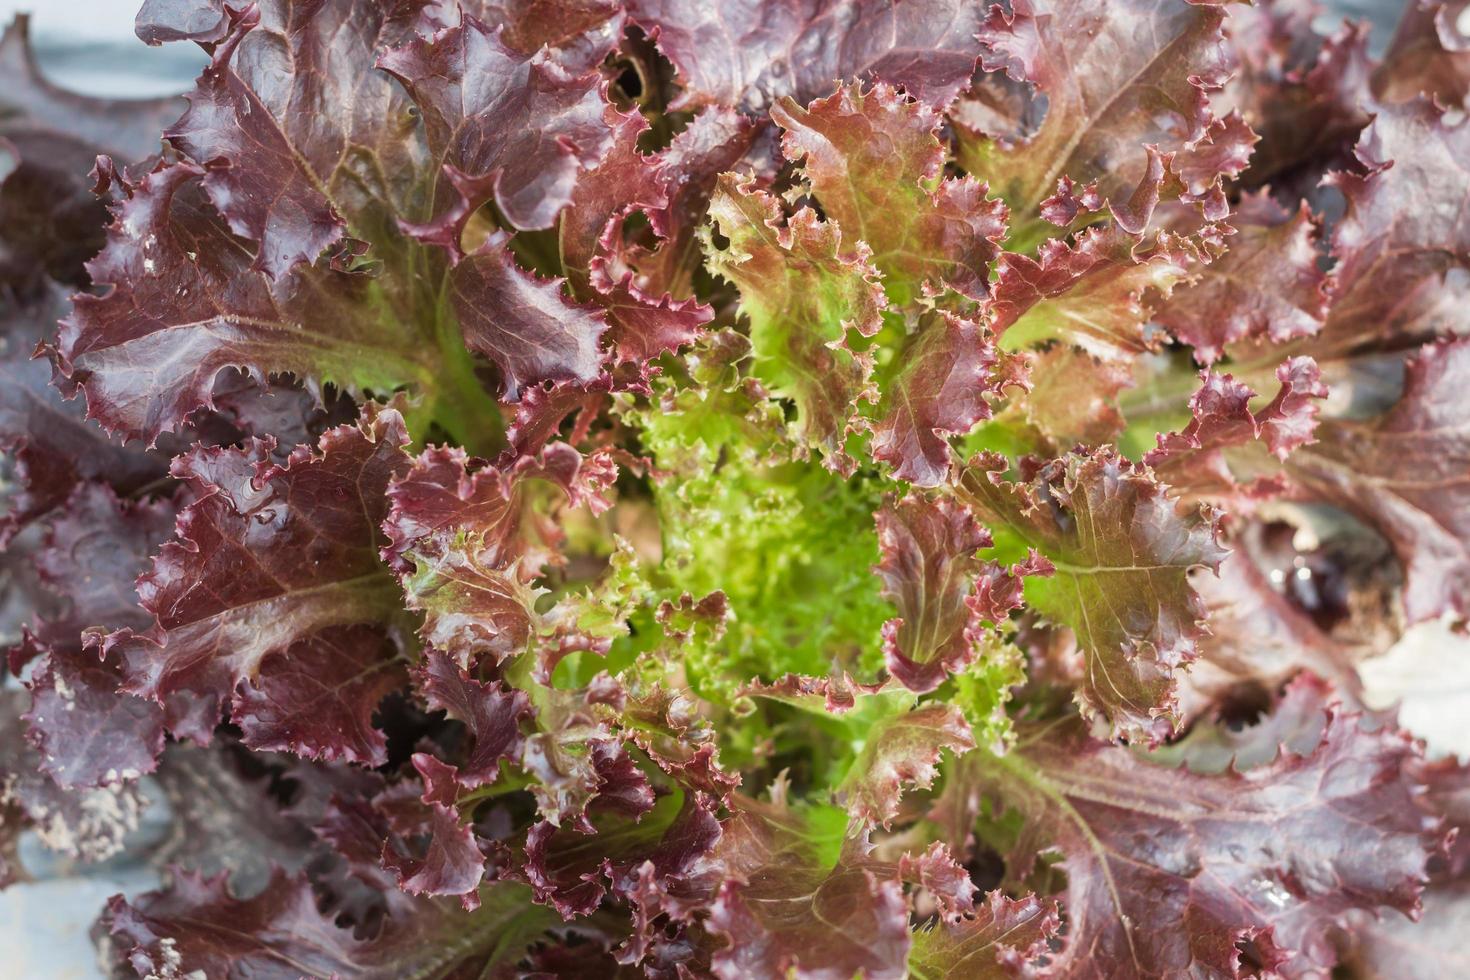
414, 649, 531, 790
1156, 193, 1329, 363
559, 103, 664, 293
20, 482, 177, 788
103, 871, 557, 980
1339, 752, 1470, 979
1376, 0, 1470, 109
520, 689, 657, 831
383, 441, 614, 667
28, 479, 175, 652
874, 492, 1046, 693
163, 5, 349, 279
963, 0, 1244, 233
0, 14, 181, 163
233, 623, 408, 766
450, 232, 610, 399
705, 174, 885, 472
102, 405, 412, 760
772, 82, 1007, 304
837, 702, 975, 827
897, 840, 977, 921
697, 796, 913, 980
150, 742, 325, 895
1180, 543, 1365, 725
738, 671, 891, 714
377, 12, 613, 239
0, 689, 146, 865
57, 162, 446, 445
958, 449, 1227, 743
134, 0, 230, 47
908, 890, 1059, 978
870, 310, 1004, 487
24, 646, 164, 790
626, 0, 987, 112
524, 788, 719, 923
380, 802, 488, 910
1314, 98, 1470, 356
957, 687, 1441, 977
418, 0, 626, 73
1219, 2, 1371, 188
1144, 356, 1327, 505
988, 222, 1199, 363
0, 288, 166, 538
1290, 338, 1470, 624
617, 105, 760, 300
1011, 345, 1134, 449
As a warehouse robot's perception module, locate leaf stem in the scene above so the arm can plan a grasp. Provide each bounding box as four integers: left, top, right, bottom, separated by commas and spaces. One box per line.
426, 312, 506, 457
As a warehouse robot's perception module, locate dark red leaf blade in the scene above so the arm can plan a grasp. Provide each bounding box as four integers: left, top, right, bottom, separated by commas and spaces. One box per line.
102, 405, 412, 760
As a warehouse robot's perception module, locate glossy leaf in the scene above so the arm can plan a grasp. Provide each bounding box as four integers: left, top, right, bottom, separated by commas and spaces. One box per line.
627, 0, 987, 112
958, 449, 1227, 743
102, 405, 412, 761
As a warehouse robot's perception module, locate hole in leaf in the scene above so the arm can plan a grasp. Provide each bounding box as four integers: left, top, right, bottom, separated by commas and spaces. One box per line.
965, 843, 1006, 893
616, 65, 643, 100
1216, 682, 1272, 732
1235, 934, 1273, 975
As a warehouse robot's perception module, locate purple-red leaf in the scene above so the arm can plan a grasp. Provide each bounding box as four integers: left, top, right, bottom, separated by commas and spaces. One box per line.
626, 0, 987, 112
1290, 338, 1470, 624
989, 223, 1199, 362
1145, 356, 1328, 504
57, 163, 444, 445
621, 105, 760, 300
414, 649, 531, 790
452, 233, 609, 399
698, 796, 914, 980
384, 442, 614, 668
960, 691, 1441, 977
164, 5, 346, 278
871, 311, 1002, 488
1218, 4, 1371, 187
0, 290, 165, 537
958, 449, 1227, 743
25, 645, 164, 789
909, 890, 1059, 977
1376, 0, 1470, 110
419, 0, 626, 73
705, 174, 885, 472
1180, 544, 1365, 725
837, 702, 975, 827
233, 624, 407, 766
897, 841, 976, 921
1156, 193, 1329, 363
135, 0, 230, 47
773, 83, 1007, 304
380, 803, 487, 909
103, 869, 556, 979
29, 481, 175, 651
1317, 98, 1470, 354
874, 493, 1046, 693
0, 14, 181, 162
103, 405, 411, 759
377, 13, 613, 237
963, 0, 1243, 232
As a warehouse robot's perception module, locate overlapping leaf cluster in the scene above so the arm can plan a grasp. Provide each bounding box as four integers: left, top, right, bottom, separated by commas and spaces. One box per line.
0, 0, 1467, 976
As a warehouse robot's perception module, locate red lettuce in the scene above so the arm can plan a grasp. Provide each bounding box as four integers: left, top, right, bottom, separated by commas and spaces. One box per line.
0, 0, 1465, 976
